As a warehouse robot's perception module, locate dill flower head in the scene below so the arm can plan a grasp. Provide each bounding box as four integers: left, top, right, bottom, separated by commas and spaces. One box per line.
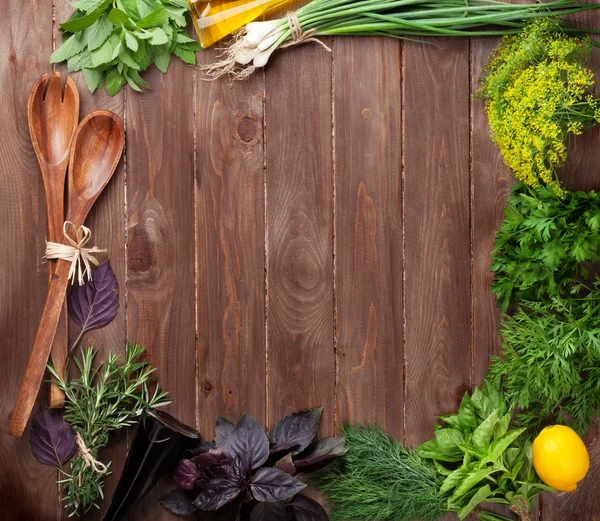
478, 18, 600, 196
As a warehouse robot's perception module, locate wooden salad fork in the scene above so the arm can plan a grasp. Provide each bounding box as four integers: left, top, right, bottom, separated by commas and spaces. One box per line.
28, 72, 80, 407
9, 110, 124, 437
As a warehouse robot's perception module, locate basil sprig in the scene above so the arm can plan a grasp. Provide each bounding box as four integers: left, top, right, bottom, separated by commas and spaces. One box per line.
415, 382, 553, 520
51, 0, 201, 95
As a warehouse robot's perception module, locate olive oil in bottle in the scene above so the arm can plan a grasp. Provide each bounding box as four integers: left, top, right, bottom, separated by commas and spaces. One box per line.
187, 0, 296, 48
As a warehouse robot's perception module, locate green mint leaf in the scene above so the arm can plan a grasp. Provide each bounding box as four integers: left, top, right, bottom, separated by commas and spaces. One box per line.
137, 0, 163, 18
119, 45, 140, 70
121, 0, 141, 19
108, 8, 130, 26
165, 5, 188, 27
82, 68, 104, 93
60, 0, 112, 32
128, 69, 151, 89
134, 40, 153, 70
87, 14, 113, 51
106, 68, 126, 96
148, 27, 168, 45
173, 45, 196, 65
124, 32, 139, 52
176, 32, 195, 44
124, 69, 142, 92
76, 0, 105, 13
90, 35, 116, 67
50, 33, 87, 63
67, 50, 91, 72
137, 7, 167, 29
153, 51, 171, 73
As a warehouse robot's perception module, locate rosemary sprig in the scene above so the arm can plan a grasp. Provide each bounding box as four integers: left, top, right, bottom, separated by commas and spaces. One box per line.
47, 343, 171, 517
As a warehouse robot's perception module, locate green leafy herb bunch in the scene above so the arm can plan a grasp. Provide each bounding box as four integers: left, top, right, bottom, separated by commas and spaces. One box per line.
47, 343, 171, 516
491, 182, 600, 310
478, 17, 600, 196
317, 384, 547, 521
50, 0, 201, 95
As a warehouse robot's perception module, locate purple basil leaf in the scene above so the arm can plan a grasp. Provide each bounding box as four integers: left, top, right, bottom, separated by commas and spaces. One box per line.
191, 448, 229, 468
293, 437, 346, 473
225, 415, 269, 470
69, 261, 119, 339
269, 408, 322, 454
196, 498, 244, 521
160, 489, 197, 516
288, 495, 328, 521
275, 453, 296, 476
174, 459, 201, 490
186, 441, 217, 459
216, 416, 235, 448
193, 478, 244, 511
251, 502, 287, 521
29, 408, 76, 467
228, 456, 248, 484
250, 468, 306, 503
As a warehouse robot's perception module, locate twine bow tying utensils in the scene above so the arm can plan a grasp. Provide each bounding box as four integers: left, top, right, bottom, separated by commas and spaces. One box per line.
45, 222, 107, 286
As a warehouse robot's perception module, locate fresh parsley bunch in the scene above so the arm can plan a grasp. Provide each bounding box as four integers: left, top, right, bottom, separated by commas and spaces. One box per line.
491, 182, 600, 310
50, 0, 201, 95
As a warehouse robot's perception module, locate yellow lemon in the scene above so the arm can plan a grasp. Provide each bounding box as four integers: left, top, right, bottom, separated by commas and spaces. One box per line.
532, 425, 589, 492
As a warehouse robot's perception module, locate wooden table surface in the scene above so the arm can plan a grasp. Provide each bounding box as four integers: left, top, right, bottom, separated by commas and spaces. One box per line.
2, 2, 600, 520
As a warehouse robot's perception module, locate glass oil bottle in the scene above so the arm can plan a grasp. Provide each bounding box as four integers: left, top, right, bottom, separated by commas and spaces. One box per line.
187, 0, 297, 48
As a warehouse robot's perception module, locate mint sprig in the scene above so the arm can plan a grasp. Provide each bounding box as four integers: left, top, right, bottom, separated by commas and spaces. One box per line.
51, 0, 201, 95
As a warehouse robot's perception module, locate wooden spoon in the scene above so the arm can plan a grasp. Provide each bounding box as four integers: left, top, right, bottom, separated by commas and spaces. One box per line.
28, 71, 80, 408
9, 110, 124, 437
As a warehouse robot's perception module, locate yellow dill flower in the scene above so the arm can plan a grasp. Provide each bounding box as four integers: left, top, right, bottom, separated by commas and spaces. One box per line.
478, 18, 600, 196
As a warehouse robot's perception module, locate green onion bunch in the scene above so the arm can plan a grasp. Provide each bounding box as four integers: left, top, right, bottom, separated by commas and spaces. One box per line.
201, 0, 600, 79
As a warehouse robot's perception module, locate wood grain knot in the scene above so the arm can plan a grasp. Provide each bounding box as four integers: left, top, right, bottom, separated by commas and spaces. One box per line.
127, 227, 155, 273
8, 49, 17, 66
201, 381, 214, 396
361, 108, 372, 120
237, 116, 257, 143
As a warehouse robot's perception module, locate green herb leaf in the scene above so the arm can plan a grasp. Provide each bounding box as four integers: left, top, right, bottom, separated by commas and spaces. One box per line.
60, 0, 112, 32
50, 33, 87, 63
148, 27, 168, 45
173, 44, 196, 64
137, 7, 168, 28
153, 51, 170, 73
457, 484, 493, 520
82, 68, 104, 93
86, 15, 113, 50
124, 31, 139, 51
472, 410, 499, 448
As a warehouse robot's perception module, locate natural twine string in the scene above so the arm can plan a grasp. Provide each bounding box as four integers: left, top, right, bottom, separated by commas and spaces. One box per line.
44, 222, 107, 286
281, 11, 331, 52
75, 433, 108, 475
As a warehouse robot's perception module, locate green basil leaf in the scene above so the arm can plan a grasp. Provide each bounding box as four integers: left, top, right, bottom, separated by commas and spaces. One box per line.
50, 34, 87, 63
137, 7, 168, 29
457, 393, 477, 431
436, 428, 464, 450
124, 32, 139, 52
173, 45, 196, 65
472, 409, 499, 448
451, 467, 500, 501
60, 0, 112, 32
108, 8, 130, 25
67, 49, 91, 72
494, 412, 511, 440
106, 68, 126, 96
87, 14, 113, 51
489, 428, 526, 462
153, 51, 171, 73
440, 464, 475, 494
434, 460, 452, 476
82, 68, 104, 93
148, 27, 168, 45
457, 485, 492, 520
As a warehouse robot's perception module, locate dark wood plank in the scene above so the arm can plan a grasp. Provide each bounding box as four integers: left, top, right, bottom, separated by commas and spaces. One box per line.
265, 43, 335, 435
333, 37, 403, 437
0, 0, 58, 517
403, 38, 471, 451
125, 61, 197, 518
196, 55, 266, 435
470, 37, 513, 387
53, 2, 127, 518
542, 8, 600, 520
